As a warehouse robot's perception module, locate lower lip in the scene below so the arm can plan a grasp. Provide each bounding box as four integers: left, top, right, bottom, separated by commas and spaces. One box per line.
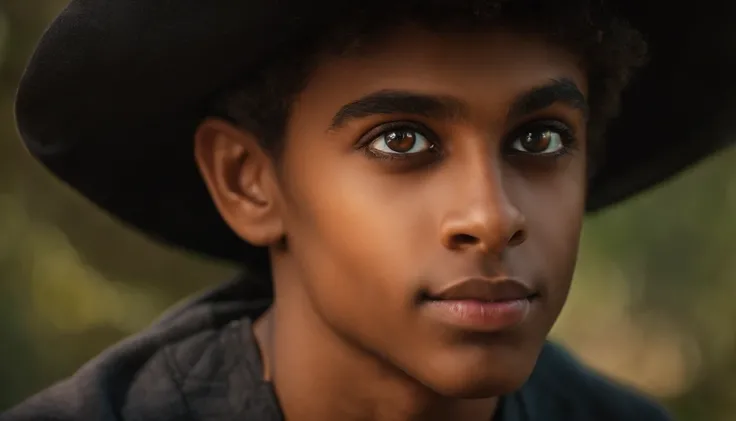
423, 298, 532, 332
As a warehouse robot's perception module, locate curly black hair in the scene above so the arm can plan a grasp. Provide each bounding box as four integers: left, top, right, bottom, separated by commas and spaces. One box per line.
209, 0, 647, 171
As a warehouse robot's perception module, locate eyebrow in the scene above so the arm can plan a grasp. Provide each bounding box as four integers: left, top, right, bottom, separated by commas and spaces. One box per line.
507, 78, 588, 121
329, 78, 588, 130
329, 90, 466, 130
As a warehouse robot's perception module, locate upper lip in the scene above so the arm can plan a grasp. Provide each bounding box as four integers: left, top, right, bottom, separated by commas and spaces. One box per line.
428, 277, 536, 302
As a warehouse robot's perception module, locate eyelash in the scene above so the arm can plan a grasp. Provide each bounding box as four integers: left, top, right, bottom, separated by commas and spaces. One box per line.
506, 119, 578, 158
358, 119, 578, 161
357, 121, 440, 161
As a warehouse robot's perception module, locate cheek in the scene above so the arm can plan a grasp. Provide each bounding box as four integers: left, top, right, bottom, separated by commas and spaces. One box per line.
510, 161, 586, 303
277, 145, 432, 315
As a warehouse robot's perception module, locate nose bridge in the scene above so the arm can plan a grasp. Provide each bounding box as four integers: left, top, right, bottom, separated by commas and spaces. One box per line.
467, 152, 514, 227
441, 149, 525, 253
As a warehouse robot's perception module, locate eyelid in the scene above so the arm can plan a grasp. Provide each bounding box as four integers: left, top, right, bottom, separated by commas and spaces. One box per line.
354, 118, 577, 156
355, 120, 440, 149
504, 119, 576, 146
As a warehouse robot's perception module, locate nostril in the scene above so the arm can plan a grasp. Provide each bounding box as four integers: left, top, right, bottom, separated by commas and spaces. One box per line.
448, 230, 526, 251
508, 230, 526, 247
451, 233, 480, 248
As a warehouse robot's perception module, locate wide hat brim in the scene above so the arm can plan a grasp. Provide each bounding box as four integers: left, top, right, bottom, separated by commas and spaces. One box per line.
15, 1, 736, 267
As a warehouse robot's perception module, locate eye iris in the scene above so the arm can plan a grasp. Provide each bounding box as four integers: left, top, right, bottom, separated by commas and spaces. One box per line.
385, 130, 417, 153
521, 130, 554, 153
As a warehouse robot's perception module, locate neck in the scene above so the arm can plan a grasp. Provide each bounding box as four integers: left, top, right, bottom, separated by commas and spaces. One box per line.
253, 264, 498, 421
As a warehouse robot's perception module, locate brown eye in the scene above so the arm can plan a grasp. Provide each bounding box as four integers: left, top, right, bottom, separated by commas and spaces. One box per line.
511, 129, 565, 155
369, 129, 432, 155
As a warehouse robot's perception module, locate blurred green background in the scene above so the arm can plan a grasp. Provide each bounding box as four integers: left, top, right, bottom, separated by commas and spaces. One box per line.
1, 1, 735, 419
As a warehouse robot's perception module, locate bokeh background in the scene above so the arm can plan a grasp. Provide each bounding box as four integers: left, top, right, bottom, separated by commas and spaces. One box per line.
1, 1, 735, 419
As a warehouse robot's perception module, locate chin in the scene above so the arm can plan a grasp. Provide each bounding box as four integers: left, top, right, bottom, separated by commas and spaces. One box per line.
412, 345, 540, 399
427, 369, 532, 399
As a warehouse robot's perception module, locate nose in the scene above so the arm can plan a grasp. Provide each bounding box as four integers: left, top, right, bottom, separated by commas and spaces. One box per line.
440, 169, 527, 255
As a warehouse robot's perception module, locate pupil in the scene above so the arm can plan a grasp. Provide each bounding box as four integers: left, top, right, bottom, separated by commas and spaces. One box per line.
522, 131, 552, 153
386, 131, 416, 153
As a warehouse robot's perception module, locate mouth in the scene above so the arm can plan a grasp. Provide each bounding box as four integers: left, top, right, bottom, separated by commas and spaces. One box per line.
424, 277, 539, 302
420, 277, 539, 332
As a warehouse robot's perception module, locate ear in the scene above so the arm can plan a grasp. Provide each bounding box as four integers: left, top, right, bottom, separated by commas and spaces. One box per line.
194, 118, 285, 247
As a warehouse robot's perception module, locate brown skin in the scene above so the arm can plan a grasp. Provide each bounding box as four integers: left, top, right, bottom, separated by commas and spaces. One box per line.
195, 27, 588, 421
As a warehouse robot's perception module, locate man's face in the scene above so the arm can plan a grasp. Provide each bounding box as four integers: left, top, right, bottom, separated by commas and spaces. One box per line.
208, 27, 589, 398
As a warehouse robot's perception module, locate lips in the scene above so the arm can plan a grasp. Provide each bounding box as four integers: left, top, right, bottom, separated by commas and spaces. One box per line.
425, 277, 537, 303
420, 277, 538, 331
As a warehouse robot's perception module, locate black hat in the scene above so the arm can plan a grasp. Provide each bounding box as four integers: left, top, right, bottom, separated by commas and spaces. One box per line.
15, 1, 736, 267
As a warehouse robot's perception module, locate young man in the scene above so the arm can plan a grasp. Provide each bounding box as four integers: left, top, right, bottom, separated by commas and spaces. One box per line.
4, 1, 735, 420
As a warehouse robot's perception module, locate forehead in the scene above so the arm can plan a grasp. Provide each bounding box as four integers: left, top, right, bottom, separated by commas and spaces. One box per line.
295, 26, 587, 117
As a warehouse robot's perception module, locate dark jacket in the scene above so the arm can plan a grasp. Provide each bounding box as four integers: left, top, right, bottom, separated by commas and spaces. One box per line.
2, 276, 672, 421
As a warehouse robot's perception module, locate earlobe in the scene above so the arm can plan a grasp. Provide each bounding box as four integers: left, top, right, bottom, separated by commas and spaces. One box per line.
193, 118, 285, 247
